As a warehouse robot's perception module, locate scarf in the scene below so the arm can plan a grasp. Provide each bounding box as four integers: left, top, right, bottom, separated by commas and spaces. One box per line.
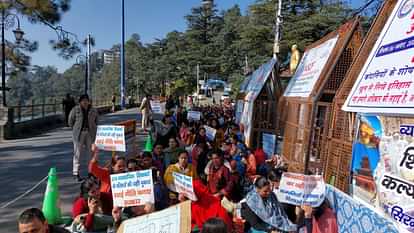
246, 189, 297, 232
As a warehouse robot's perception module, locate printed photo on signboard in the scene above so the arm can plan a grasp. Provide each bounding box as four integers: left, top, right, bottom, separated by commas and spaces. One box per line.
110, 170, 154, 207
284, 36, 338, 97
350, 114, 414, 232
343, 0, 414, 114
95, 125, 126, 152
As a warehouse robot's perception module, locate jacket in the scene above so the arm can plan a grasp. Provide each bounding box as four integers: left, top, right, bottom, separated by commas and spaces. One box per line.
68, 105, 98, 142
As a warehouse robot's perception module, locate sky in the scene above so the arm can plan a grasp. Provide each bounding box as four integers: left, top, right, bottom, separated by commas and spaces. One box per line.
19, 0, 365, 73
19, 0, 256, 73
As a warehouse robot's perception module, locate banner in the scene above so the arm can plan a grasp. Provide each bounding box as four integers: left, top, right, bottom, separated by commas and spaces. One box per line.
95, 125, 126, 152
276, 172, 325, 207
117, 201, 191, 233
343, 0, 414, 114
110, 170, 154, 207
173, 172, 197, 201
350, 114, 414, 232
187, 111, 201, 121
262, 133, 276, 158
150, 100, 165, 114
204, 125, 217, 141
284, 36, 338, 97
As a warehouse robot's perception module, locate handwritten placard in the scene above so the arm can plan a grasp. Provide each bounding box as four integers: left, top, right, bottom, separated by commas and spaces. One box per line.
173, 172, 197, 201
110, 170, 154, 207
276, 172, 325, 207
95, 125, 126, 152
204, 125, 217, 141
187, 111, 201, 121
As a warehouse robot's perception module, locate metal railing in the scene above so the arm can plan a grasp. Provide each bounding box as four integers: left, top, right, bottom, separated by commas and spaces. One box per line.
8, 99, 114, 123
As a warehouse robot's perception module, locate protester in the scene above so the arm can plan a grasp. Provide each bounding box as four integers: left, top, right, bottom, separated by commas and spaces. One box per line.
241, 176, 297, 233
72, 177, 113, 232
152, 143, 165, 174
88, 144, 126, 194
127, 158, 139, 172
153, 113, 178, 148
62, 93, 76, 127
139, 94, 152, 131
68, 94, 98, 181
18, 208, 69, 233
164, 150, 194, 204
201, 218, 228, 233
111, 94, 116, 113
191, 178, 232, 232
163, 137, 181, 168
206, 151, 233, 199
180, 120, 191, 145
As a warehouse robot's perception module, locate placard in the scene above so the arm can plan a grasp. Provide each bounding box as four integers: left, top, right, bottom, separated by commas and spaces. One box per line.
187, 111, 201, 121
110, 170, 154, 207
95, 125, 126, 152
276, 172, 325, 207
262, 133, 276, 158
150, 100, 165, 114
117, 201, 191, 233
343, 0, 414, 114
173, 172, 197, 201
284, 36, 338, 97
204, 125, 217, 141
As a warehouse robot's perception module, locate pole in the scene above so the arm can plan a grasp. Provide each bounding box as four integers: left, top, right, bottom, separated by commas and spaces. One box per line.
196, 64, 200, 104
1, 9, 6, 107
273, 0, 282, 59
87, 34, 91, 97
120, 0, 126, 109
84, 52, 88, 95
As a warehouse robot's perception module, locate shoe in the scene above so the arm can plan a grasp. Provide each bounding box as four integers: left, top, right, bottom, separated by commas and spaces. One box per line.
73, 174, 84, 182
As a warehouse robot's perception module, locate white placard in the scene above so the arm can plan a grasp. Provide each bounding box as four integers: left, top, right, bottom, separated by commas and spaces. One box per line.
173, 172, 197, 201
204, 125, 217, 141
262, 133, 276, 158
150, 100, 165, 114
284, 36, 338, 97
95, 125, 126, 152
276, 172, 325, 207
187, 111, 201, 121
110, 170, 154, 207
343, 0, 414, 114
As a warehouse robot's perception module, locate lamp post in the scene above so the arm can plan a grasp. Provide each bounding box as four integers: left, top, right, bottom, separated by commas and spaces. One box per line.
1, 9, 24, 107
75, 54, 88, 95
273, 0, 282, 59
120, 0, 126, 109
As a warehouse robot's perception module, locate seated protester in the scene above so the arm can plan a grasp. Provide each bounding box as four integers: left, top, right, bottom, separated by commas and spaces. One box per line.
89, 144, 126, 194
179, 120, 191, 145
152, 114, 178, 148
241, 177, 297, 233
152, 143, 165, 173
268, 168, 297, 223
140, 152, 155, 170
18, 208, 70, 233
194, 127, 207, 145
191, 177, 232, 232
72, 177, 113, 232
211, 118, 225, 150
192, 141, 209, 178
201, 218, 228, 233
245, 149, 257, 182
206, 151, 233, 199
254, 148, 267, 177
163, 137, 181, 168
164, 150, 194, 204
300, 200, 338, 233
152, 167, 169, 211
186, 127, 197, 146
127, 158, 139, 172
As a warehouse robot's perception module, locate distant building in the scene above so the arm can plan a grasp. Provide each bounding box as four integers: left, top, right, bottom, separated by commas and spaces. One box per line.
90, 51, 104, 71
103, 49, 120, 65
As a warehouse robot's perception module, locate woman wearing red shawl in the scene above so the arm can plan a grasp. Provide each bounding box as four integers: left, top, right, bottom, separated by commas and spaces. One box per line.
191, 179, 232, 232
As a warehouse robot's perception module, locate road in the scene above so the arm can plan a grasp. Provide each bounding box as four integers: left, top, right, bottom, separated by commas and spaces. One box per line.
0, 108, 145, 233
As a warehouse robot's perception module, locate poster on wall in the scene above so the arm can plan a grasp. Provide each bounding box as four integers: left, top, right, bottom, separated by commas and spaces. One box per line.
343, 0, 414, 114
284, 36, 338, 97
351, 114, 414, 232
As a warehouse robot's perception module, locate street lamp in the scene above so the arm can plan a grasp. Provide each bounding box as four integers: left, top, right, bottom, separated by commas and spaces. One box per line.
1, 10, 24, 107
75, 54, 88, 95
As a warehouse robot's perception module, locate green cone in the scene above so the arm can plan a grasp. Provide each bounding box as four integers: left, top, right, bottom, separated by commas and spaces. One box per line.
42, 168, 62, 224
144, 135, 153, 152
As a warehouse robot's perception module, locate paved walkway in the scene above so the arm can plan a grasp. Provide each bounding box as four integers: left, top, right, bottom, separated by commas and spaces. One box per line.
0, 108, 145, 232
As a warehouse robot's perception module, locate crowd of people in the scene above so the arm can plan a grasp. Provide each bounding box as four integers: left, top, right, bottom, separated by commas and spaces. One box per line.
18, 95, 338, 233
